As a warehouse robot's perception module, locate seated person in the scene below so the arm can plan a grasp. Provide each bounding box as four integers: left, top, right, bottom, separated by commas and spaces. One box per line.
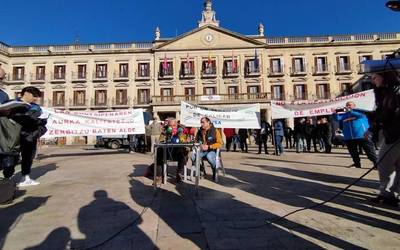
156, 118, 188, 183
191, 117, 223, 181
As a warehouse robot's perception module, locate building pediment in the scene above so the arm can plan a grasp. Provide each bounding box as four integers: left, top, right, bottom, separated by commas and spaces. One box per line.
155, 25, 265, 51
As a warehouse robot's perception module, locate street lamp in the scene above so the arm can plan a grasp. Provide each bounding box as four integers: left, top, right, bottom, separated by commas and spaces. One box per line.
386, 0, 400, 11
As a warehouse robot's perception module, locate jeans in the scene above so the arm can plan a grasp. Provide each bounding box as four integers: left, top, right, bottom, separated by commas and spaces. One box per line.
296, 136, 306, 153
20, 141, 37, 176
258, 134, 268, 153
346, 138, 377, 167
191, 150, 217, 169
226, 137, 233, 152
275, 135, 284, 155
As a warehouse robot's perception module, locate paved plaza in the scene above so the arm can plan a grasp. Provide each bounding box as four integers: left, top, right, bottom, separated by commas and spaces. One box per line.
0, 145, 399, 250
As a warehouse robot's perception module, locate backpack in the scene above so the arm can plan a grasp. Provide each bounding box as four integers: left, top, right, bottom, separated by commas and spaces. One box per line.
0, 178, 17, 204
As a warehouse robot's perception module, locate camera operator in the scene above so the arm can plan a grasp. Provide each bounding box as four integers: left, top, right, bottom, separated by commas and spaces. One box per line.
333, 101, 377, 168
367, 70, 400, 207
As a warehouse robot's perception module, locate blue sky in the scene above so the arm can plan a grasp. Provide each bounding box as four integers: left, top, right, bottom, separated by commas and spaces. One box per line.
0, 0, 399, 45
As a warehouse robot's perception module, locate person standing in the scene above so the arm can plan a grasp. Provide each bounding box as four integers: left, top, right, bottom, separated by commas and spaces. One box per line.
14, 87, 47, 187
294, 118, 306, 153
257, 120, 269, 154
368, 71, 400, 206
305, 118, 318, 152
333, 101, 377, 168
238, 128, 248, 153
274, 120, 284, 156
320, 118, 332, 153
284, 122, 294, 149
223, 128, 235, 152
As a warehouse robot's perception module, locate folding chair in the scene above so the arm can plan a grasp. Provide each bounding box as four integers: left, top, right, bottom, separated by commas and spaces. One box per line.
184, 148, 226, 182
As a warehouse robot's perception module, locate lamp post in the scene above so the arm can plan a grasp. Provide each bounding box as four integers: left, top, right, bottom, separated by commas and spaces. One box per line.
386, 0, 400, 11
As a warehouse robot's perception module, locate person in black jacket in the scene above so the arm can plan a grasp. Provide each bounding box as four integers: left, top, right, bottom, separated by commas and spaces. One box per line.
368, 70, 400, 207
238, 128, 248, 153
305, 118, 318, 152
294, 118, 306, 153
320, 118, 332, 153
12, 87, 47, 187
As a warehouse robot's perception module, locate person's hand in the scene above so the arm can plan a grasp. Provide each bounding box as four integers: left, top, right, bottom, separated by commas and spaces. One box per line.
201, 144, 209, 151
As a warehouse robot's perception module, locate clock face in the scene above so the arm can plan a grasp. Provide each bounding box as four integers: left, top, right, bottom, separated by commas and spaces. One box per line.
205, 33, 214, 42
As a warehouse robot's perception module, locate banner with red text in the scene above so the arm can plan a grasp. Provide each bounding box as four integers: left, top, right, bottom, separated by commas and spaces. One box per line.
271, 90, 375, 119
41, 108, 145, 138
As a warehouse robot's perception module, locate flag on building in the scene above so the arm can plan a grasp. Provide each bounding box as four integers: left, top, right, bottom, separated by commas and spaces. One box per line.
254, 49, 259, 70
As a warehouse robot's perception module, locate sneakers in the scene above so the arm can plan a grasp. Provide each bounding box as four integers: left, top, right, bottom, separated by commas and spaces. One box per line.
349, 163, 361, 168
18, 176, 40, 187
369, 195, 399, 207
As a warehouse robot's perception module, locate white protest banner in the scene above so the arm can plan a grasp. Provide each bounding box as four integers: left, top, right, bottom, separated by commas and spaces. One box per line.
271, 89, 375, 119
181, 102, 260, 129
41, 108, 145, 138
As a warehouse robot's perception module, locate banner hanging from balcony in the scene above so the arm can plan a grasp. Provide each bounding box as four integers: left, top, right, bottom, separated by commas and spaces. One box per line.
41, 108, 145, 138
271, 89, 375, 119
180, 101, 260, 129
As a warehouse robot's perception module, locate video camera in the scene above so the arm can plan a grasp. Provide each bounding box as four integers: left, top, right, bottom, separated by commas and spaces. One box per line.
335, 107, 348, 113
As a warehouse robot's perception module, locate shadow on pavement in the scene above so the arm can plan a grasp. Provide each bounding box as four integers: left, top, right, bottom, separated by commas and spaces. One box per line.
25, 227, 71, 250
0, 196, 50, 249
129, 170, 365, 249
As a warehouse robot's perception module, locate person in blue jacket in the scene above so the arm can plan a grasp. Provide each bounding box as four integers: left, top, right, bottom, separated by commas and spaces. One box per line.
274, 120, 284, 156
333, 101, 377, 168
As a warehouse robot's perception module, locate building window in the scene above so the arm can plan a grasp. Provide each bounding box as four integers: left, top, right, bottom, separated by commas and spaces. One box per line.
316, 84, 330, 99
95, 90, 107, 105
96, 64, 108, 78
77, 65, 87, 79
73, 90, 86, 106
54, 65, 66, 79
39, 92, 44, 106
223, 59, 238, 76
247, 86, 260, 99
119, 63, 129, 78
315, 57, 328, 73
203, 87, 216, 95
116, 89, 128, 105
228, 86, 238, 99
359, 55, 372, 63
159, 61, 174, 77
272, 85, 284, 100
292, 57, 306, 73
137, 63, 150, 77
294, 84, 307, 100
161, 88, 173, 101
202, 60, 217, 75
180, 61, 195, 77
337, 56, 351, 72
13, 66, 25, 80
245, 59, 260, 75
185, 87, 196, 101
53, 91, 65, 107
138, 89, 150, 104
341, 83, 352, 95
36, 66, 45, 80
270, 58, 283, 74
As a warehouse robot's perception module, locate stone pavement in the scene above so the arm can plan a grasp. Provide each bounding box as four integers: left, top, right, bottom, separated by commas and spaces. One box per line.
0, 145, 399, 250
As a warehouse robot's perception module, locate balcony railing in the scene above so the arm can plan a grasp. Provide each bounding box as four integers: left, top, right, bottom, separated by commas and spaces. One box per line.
158, 70, 174, 79
93, 72, 109, 82
151, 92, 271, 105
179, 69, 196, 79
5, 74, 26, 84
69, 98, 88, 109
111, 97, 132, 107
335, 64, 352, 74
135, 70, 151, 80
90, 98, 109, 108
113, 72, 129, 81
71, 72, 87, 82
290, 66, 307, 76
201, 68, 217, 78
267, 68, 284, 77
222, 69, 239, 78
312, 66, 329, 75
51, 73, 66, 82
30, 73, 46, 83
244, 68, 261, 77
